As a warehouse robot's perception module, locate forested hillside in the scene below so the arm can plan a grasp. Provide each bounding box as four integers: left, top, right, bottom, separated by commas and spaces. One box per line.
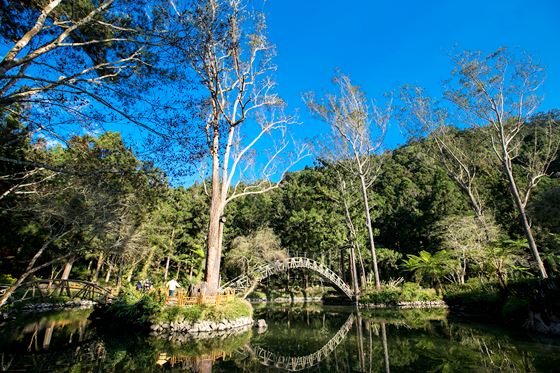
2, 113, 558, 297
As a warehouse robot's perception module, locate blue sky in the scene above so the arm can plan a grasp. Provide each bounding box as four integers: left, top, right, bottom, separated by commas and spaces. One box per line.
262, 0, 560, 150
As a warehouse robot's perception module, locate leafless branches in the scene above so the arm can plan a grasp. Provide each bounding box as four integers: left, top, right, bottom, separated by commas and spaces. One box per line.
305, 74, 391, 289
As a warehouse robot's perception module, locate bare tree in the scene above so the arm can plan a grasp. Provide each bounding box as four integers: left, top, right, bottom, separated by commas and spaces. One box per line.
314, 157, 367, 294
399, 86, 490, 220
445, 48, 560, 279
306, 74, 391, 289
168, 0, 307, 295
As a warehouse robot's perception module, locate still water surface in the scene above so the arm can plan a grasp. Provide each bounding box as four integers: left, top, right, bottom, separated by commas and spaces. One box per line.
1, 305, 559, 372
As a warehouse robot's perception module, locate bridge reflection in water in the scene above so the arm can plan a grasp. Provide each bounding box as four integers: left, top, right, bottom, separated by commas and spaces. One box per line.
3, 307, 546, 372
159, 312, 364, 372
251, 313, 355, 371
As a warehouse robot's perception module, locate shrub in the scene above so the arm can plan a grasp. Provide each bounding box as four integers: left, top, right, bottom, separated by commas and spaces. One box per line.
360, 288, 401, 304
400, 282, 440, 302
101, 286, 165, 325
152, 298, 253, 324
360, 282, 441, 305
443, 280, 502, 313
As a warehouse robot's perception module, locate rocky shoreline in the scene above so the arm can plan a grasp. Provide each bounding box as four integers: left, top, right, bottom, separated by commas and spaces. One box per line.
149, 316, 253, 339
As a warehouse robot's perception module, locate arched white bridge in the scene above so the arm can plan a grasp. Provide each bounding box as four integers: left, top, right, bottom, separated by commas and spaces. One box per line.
252, 314, 355, 371
220, 257, 354, 299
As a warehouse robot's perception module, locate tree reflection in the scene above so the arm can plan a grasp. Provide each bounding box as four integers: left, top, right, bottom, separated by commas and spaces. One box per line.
0, 307, 559, 372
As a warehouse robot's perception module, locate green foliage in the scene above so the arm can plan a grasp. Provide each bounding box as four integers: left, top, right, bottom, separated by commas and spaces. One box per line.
0, 128, 165, 288
247, 291, 267, 300
399, 282, 440, 302
0, 274, 16, 285
401, 250, 454, 288
361, 288, 401, 304
102, 286, 165, 325
2, 110, 558, 301
225, 228, 287, 277
360, 282, 441, 305
153, 298, 253, 323
377, 248, 403, 275
443, 280, 502, 312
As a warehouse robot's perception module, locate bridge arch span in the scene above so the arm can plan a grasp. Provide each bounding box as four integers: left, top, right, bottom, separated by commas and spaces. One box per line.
221, 257, 354, 299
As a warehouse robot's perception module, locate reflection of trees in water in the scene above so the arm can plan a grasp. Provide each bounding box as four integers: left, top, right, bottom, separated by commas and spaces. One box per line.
231, 309, 550, 372
0, 340, 107, 372
417, 324, 537, 372
359, 316, 541, 373
1, 308, 558, 372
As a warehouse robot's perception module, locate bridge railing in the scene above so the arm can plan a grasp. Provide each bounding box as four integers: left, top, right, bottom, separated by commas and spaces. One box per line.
221, 257, 354, 299
166, 288, 235, 306
4, 279, 112, 305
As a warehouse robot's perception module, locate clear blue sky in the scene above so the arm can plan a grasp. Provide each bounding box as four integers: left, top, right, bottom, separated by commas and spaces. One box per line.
262, 0, 560, 150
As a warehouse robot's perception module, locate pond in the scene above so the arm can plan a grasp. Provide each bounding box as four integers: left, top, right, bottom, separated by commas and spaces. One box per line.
1, 304, 559, 372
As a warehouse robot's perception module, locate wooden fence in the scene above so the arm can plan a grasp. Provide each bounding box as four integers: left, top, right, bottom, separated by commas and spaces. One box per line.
166, 288, 235, 306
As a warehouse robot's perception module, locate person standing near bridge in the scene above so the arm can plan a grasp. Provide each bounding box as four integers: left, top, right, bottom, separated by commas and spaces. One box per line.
166, 278, 181, 296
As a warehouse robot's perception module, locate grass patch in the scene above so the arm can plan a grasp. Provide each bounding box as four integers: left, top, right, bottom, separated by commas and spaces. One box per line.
153, 298, 253, 324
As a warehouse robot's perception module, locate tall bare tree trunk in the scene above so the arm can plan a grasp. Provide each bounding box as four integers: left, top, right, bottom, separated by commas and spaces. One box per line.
205, 140, 224, 295
139, 247, 155, 280
341, 183, 364, 293
126, 264, 135, 283
115, 260, 124, 294
356, 246, 367, 287
105, 262, 113, 283
359, 174, 381, 289
349, 245, 360, 297
92, 253, 104, 283
164, 228, 175, 282
60, 255, 75, 280
503, 154, 548, 278
164, 256, 171, 281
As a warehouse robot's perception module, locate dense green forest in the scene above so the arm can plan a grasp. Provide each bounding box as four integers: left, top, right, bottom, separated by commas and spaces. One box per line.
2, 112, 558, 300
1, 0, 559, 308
